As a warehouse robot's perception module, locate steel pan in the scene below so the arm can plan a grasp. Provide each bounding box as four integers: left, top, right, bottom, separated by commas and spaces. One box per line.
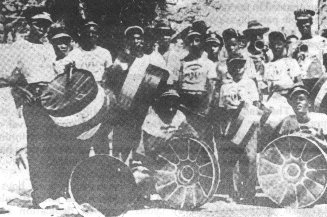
258, 133, 327, 208
69, 155, 138, 217
153, 137, 220, 209
117, 64, 169, 116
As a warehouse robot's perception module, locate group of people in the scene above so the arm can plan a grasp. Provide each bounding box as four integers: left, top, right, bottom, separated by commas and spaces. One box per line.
2, 4, 327, 212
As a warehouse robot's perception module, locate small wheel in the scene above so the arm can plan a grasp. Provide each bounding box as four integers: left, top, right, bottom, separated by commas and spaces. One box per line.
258, 135, 327, 208
154, 137, 220, 209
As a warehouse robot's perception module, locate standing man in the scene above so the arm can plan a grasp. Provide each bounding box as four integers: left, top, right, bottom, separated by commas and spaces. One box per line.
177, 21, 217, 115
292, 9, 326, 78
68, 21, 112, 84
3, 9, 58, 208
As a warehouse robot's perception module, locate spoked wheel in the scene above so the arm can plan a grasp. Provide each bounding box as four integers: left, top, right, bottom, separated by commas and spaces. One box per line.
154, 137, 220, 209
258, 134, 327, 208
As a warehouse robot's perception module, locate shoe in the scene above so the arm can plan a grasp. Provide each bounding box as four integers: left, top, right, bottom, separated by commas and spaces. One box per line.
0, 207, 9, 214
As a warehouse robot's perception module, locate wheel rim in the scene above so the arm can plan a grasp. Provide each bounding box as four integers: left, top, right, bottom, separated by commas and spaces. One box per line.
154, 137, 220, 209
258, 135, 327, 208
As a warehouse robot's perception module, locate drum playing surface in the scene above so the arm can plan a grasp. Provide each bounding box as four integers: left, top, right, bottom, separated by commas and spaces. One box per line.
258, 134, 327, 208
154, 137, 220, 209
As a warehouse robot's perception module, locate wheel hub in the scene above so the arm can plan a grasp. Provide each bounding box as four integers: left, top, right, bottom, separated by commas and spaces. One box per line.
177, 160, 199, 185
283, 163, 301, 181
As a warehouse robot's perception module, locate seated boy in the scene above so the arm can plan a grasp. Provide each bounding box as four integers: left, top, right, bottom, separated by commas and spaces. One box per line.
276, 85, 327, 140
131, 89, 198, 201
216, 54, 260, 203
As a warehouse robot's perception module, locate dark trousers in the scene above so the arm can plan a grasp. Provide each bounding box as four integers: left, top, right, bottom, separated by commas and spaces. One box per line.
23, 104, 110, 206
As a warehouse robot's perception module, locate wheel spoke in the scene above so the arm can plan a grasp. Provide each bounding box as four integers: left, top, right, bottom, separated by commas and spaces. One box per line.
296, 183, 316, 208
157, 154, 178, 167
303, 178, 325, 199
280, 184, 297, 208
199, 162, 214, 178
299, 142, 307, 159
258, 173, 287, 204
156, 180, 177, 195
258, 157, 280, 176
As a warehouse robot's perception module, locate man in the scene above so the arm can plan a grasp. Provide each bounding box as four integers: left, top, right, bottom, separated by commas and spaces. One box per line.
276, 85, 327, 140
107, 25, 153, 162
177, 21, 216, 115
204, 30, 224, 63
292, 9, 326, 78
264, 31, 302, 96
68, 21, 112, 84
3, 9, 58, 208
243, 20, 270, 83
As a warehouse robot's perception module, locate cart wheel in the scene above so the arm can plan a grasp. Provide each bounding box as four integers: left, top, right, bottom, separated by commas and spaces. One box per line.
258, 135, 327, 208
154, 137, 220, 209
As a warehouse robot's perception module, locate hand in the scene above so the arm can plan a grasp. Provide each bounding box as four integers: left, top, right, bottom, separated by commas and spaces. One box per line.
15, 148, 27, 170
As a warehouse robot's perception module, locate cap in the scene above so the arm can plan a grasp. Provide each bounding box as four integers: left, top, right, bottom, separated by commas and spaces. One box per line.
205, 32, 224, 46
30, 12, 53, 23
286, 34, 299, 43
243, 20, 269, 37
84, 21, 99, 28
153, 20, 175, 36
191, 20, 209, 36
222, 28, 239, 42
269, 31, 287, 43
294, 9, 315, 21
124, 25, 144, 37
288, 85, 310, 100
227, 53, 247, 68
159, 89, 180, 99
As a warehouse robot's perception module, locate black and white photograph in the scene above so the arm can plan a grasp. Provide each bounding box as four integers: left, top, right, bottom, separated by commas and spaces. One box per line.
0, 0, 327, 216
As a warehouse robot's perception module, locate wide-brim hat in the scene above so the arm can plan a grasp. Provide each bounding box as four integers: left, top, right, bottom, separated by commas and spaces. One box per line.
124, 25, 144, 37
269, 31, 286, 43
227, 57, 247, 68
159, 89, 180, 99
84, 21, 99, 28
243, 20, 269, 37
222, 28, 239, 42
152, 20, 176, 36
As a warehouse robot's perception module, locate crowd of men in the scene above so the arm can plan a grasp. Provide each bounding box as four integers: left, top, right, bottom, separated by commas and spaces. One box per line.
2, 5, 327, 212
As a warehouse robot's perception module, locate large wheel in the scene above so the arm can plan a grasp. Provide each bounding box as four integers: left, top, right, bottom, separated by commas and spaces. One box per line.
258, 134, 327, 208
153, 137, 220, 209
69, 155, 138, 216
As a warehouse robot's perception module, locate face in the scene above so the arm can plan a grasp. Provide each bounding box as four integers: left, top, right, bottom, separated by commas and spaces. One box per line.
52, 37, 72, 58
290, 93, 310, 116
129, 33, 144, 52
82, 25, 99, 45
30, 19, 51, 38
158, 35, 171, 53
157, 96, 179, 122
187, 35, 202, 52
297, 21, 312, 37
225, 38, 239, 55
229, 63, 245, 82
270, 39, 286, 59
239, 38, 247, 49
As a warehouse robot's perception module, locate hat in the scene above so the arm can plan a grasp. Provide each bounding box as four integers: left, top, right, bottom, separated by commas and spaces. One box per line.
227, 53, 247, 68
30, 12, 53, 23
288, 85, 310, 100
243, 20, 269, 37
205, 32, 224, 46
222, 28, 239, 42
124, 25, 144, 37
286, 34, 299, 42
84, 21, 99, 28
159, 89, 180, 99
269, 31, 286, 43
153, 20, 175, 36
191, 21, 209, 36
294, 9, 315, 21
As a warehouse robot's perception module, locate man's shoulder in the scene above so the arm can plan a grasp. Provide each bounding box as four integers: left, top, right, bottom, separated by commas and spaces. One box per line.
309, 112, 327, 121
94, 46, 112, 56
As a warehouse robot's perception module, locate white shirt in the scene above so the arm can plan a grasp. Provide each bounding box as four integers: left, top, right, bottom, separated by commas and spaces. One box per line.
6, 40, 57, 83
179, 53, 217, 92
219, 77, 259, 108
68, 46, 112, 81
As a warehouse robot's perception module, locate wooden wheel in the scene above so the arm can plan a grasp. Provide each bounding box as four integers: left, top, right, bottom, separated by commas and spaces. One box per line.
154, 137, 220, 209
258, 134, 327, 208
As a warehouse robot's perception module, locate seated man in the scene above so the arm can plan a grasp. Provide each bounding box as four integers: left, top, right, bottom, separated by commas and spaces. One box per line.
275, 85, 327, 140
131, 89, 197, 199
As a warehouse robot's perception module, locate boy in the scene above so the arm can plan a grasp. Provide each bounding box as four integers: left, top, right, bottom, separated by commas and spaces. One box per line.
131, 89, 197, 199
276, 85, 327, 140
217, 54, 260, 203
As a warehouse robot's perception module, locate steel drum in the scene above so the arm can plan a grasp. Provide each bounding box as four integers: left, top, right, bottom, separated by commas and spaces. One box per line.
69, 155, 138, 217
258, 133, 327, 208
117, 64, 169, 116
153, 137, 220, 209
